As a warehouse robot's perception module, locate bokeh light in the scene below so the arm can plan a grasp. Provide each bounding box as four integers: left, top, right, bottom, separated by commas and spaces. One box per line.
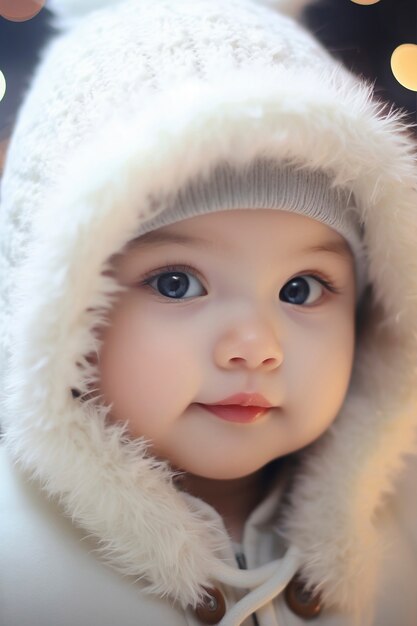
350, 0, 381, 5
391, 44, 417, 92
0, 0, 45, 22
0, 70, 6, 103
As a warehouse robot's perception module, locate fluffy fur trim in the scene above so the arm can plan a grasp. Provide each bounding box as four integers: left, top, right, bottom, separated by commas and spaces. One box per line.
2, 62, 417, 619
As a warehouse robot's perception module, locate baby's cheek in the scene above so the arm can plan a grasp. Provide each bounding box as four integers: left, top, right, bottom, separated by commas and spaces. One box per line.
285, 322, 354, 434
310, 334, 354, 416
99, 306, 199, 422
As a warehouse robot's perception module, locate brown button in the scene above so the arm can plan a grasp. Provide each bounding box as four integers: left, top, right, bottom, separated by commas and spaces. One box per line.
284, 574, 323, 620
194, 586, 226, 624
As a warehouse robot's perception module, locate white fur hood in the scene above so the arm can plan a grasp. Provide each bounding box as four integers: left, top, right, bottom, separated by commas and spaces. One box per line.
0, 0, 417, 621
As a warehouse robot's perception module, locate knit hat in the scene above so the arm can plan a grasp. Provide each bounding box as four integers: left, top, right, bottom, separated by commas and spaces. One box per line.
1, 0, 416, 621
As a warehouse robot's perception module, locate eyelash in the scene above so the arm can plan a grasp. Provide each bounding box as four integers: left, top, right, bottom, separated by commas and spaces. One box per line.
141, 263, 205, 288
139, 262, 343, 298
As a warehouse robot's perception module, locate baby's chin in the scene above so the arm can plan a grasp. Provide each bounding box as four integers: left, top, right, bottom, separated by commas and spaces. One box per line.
167, 458, 275, 482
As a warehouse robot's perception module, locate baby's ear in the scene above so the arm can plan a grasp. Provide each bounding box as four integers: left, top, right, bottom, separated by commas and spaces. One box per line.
47, 0, 125, 29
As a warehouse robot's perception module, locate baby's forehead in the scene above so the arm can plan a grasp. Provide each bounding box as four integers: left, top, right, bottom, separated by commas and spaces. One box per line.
122, 209, 354, 261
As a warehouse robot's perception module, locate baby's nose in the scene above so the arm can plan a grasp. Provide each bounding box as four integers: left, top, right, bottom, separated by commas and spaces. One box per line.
214, 318, 284, 371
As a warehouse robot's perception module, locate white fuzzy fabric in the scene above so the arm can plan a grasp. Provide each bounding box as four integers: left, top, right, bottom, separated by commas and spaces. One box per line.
1, 0, 417, 620
47, 0, 125, 29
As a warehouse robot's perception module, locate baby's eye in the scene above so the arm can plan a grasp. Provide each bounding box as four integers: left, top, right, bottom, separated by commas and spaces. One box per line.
145, 267, 206, 300
279, 275, 327, 306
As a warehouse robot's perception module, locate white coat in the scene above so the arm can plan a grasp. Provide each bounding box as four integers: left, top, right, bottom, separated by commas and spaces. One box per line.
2, 444, 417, 626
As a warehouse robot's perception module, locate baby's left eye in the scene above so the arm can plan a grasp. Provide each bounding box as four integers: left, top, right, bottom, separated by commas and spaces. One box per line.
279, 275, 326, 306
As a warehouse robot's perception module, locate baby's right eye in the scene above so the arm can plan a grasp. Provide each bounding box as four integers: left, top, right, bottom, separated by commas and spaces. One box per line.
142, 265, 206, 300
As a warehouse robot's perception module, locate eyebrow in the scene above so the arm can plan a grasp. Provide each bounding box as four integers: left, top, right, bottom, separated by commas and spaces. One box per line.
128, 231, 216, 250
128, 231, 352, 260
301, 239, 352, 259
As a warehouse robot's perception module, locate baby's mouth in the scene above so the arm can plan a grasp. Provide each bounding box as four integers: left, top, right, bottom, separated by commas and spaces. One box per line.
195, 403, 270, 423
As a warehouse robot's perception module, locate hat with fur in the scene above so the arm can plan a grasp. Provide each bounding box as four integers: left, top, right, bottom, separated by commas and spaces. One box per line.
0, 0, 416, 622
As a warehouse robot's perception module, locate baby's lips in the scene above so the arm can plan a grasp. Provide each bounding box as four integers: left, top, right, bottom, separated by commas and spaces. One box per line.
197, 403, 271, 423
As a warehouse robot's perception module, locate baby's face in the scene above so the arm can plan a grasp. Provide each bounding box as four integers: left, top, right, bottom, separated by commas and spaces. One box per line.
98, 209, 356, 479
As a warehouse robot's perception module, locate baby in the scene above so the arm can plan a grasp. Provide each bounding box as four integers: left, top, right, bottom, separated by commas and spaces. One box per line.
1, 1, 416, 626
98, 206, 357, 543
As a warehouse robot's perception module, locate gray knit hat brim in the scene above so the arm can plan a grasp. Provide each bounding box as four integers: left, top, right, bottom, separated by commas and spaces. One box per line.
133, 159, 367, 301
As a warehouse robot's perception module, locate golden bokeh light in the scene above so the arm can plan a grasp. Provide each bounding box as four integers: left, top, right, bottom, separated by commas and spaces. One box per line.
391, 44, 417, 92
350, 0, 381, 5
0, 0, 45, 22
0, 70, 6, 103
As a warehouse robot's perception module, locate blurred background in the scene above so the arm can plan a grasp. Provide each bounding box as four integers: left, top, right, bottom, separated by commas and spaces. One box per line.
0, 0, 416, 175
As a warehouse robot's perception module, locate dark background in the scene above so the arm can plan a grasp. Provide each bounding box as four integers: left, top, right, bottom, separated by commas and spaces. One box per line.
0, 0, 416, 169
